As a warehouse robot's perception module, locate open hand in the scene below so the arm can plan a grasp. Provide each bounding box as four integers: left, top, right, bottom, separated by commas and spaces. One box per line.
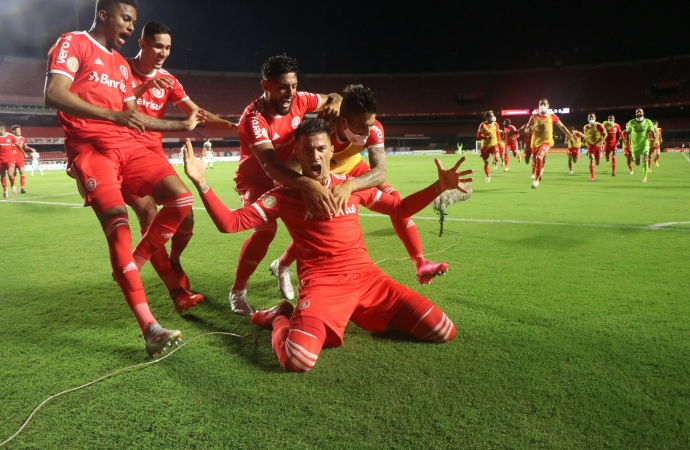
182, 139, 207, 188
435, 157, 474, 193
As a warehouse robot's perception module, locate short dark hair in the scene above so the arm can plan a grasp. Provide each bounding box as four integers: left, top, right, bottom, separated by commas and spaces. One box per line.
503, 119, 512, 126
11, 125, 20, 131
0, 122, 5, 128
652, 120, 658, 124
294, 118, 330, 142
340, 85, 377, 119
261, 54, 299, 81
95, 0, 138, 14
588, 112, 596, 117
539, 98, 549, 104
484, 110, 494, 118
142, 21, 171, 40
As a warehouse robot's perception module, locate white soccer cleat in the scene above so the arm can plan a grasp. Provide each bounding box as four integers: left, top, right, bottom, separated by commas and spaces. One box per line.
11, 186, 17, 195
641, 178, 647, 183
531, 180, 539, 189
630, 171, 634, 175
569, 170, 573, 175
229, 289, 254, 316
485, 176, 490, 182
269, 259, 295, 300
530, 174, 535, 179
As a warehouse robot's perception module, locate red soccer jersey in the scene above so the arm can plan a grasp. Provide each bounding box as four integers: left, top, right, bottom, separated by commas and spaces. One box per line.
46, 31, 136, 148
201, 173, 437, 279
235, 92, 322, 186
0, 133, 17, 163
127, 61, 189, 149
13, 136, 26, 162
604, 122, 623, 146
504, 125, 519, 147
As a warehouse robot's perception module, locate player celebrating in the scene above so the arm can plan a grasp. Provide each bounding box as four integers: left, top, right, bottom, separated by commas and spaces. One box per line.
125, 20, 237, 311
203, 138, 214, 169
29, 149, 44, 176
648, 120, 662, 171
229, 54, 342, 315
45, 0, 204, 355
626, 108, 655, 182
502, 119, 521, 171
565, 126, 583, 174
10, 126, 33, 193
583, 113, 606, 181
476, 110, 500, 182
271, 85, 450, 295
0, 122, 18, 199
527, 99, 573, 188
602, 115, 623, 177
183, 119, 474, 372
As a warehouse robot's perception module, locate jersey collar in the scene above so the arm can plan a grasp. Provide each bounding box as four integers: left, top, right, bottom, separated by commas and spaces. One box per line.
81, 31, 113, 54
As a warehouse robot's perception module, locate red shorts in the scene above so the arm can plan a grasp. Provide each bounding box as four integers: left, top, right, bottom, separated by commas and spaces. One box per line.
480, 146, 500, 160
623, 148, 632, 156
532, 142, 551, 156
120, 146, 171, 204
506, 144, 518, 154
587, 145, 602, 158
66, 140, 175, 208
651, 145, 660, 153
0, 160, 16, 173
567, 148, 580, 157
604, 144, 617, 156
14, 155, 25, 168
293, 268, 424, 347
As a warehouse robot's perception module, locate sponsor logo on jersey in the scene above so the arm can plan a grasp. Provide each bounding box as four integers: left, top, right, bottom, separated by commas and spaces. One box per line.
261, 195, 277, 209
151, 87, 165, 99
298, 300, 311, 310
372, 125, 383, 140
67, 57, 79, 72
137, 98, 164, 111
120, 65, 129, 79
272, 132, 280, 140
251, 117, 263, 140
122, 262, 138, 274
292, 117, 301, 129
85, 177, 97, 191
56, 35, 73, 65
88, 71, 127, 93
94, 57, 104, 66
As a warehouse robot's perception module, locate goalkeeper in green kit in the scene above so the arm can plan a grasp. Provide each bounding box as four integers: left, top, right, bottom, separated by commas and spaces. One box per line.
626, 108, 656, 183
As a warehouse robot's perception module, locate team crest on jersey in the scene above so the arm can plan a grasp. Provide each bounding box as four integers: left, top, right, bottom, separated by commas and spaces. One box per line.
66, 57, 79, 73
85, 178, 97, 191
151, 87, 165, 99
120, 65, 129, 79
292, 117, 301, 129
261, 195, 277, 209
298, 300, 310, 310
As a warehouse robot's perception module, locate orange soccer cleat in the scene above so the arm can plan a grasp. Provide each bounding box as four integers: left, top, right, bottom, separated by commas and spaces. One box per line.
169, 288, 204, 314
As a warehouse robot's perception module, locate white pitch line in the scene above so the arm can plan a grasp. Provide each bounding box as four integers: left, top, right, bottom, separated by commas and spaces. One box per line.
0, 200, 82, 207
683, 152, 690, 164
21, 192, 79, 199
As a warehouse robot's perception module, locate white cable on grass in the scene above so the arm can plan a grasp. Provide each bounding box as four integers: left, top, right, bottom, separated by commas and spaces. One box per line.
373, 232, 460, 265
0, 331, 247, 448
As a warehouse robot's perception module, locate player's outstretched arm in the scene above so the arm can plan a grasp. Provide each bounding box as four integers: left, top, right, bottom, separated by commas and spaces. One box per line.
178, 100, 237, 130
127, 101, 204, 133
316, 93, 343, 121
556, 121, 574, 142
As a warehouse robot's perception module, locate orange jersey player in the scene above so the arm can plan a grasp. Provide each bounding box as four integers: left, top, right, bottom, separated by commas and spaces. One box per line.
477, 110, 501, 182
502, 119, 521, 170
621, 129, 634, 174
526, 98, 573, 188
565, 126, 584, 174
183, 118, 474, 373
649, 120, 662, 170
583, 112, 607, 181
602, 115, 624, 176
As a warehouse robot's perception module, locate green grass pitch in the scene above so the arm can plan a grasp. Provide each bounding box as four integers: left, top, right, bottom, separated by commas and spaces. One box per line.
1, 152, 689, 449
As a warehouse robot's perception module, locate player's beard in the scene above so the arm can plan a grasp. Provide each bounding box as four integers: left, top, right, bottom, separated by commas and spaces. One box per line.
271, 98, 293, 116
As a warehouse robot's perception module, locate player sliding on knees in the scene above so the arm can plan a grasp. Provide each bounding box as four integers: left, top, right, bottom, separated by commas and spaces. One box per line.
526, 98, 574, 189
271, 85, 450, 292
477, 110, 501, 182
183, 119, 473, 372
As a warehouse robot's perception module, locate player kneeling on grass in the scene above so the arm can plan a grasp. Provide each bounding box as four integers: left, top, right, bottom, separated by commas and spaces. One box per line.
183, 119, 473, 372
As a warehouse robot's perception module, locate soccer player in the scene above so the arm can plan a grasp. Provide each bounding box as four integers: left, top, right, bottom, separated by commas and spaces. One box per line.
203, 139, 214, 169
0, 122, 18, 199
565, 126, 584, 174
29, 149, 44, 176
45, 0, 204, 355
621, 129, 633, 174
228, 54, 342, 315
526, 99, 573, 188
272, 85, 450, 294
183, 119, 474, 372
10, 126, 32, 193
626, 108, 655, 182
516, 120, 535, 178
648, 120, 662, 171
125, 20, 237, 311
602, 115, 623, 177
583, 113, 606, 181
503, 119, 521, 171
177, 144, 185, 166
476, 110, 500, 182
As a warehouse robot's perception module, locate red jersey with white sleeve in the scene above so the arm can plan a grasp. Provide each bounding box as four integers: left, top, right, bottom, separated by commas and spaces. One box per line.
46, 31, 136, 150
330, 119, 385, 175
127, 61, 189, 149
603, 122, 623, 148
200, 173, 438, 279
0, 133, 17, 163
235, 92, 322, 188
13, 136, 27, 163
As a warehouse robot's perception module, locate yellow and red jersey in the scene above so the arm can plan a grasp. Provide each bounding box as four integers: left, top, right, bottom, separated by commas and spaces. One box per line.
583, 122, 606, 146
566, 131, 584, 148
649, 127, 662, 147
530, 113, 559, 147
602, 121, 623, 147
477, 121, 500, 147
330, 120, 385, 175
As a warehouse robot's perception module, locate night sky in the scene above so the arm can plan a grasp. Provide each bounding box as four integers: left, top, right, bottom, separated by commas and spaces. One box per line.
0, 0, 686, 74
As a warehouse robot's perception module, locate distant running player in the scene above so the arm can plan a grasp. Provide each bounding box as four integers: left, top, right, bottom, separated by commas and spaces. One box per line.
29, 149, 43, 176
626, 108, 655, 182
583, 113, 606, 181
183, 119, 473, 372
503, 119, 521, 171
477, 110, 500, 182
526, 99, 573, 188
648, 120, 662, 171
11, 126, 32, 193
203, 139, 214, 169
565, 126, 584, 174
0, 122, 17, 199
621, 129, 634, 174
602, 115, 623, 177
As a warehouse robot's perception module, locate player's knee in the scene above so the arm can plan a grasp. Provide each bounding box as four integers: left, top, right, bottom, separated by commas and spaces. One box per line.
97, 205, 128, 227
182, 208, 194, 227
